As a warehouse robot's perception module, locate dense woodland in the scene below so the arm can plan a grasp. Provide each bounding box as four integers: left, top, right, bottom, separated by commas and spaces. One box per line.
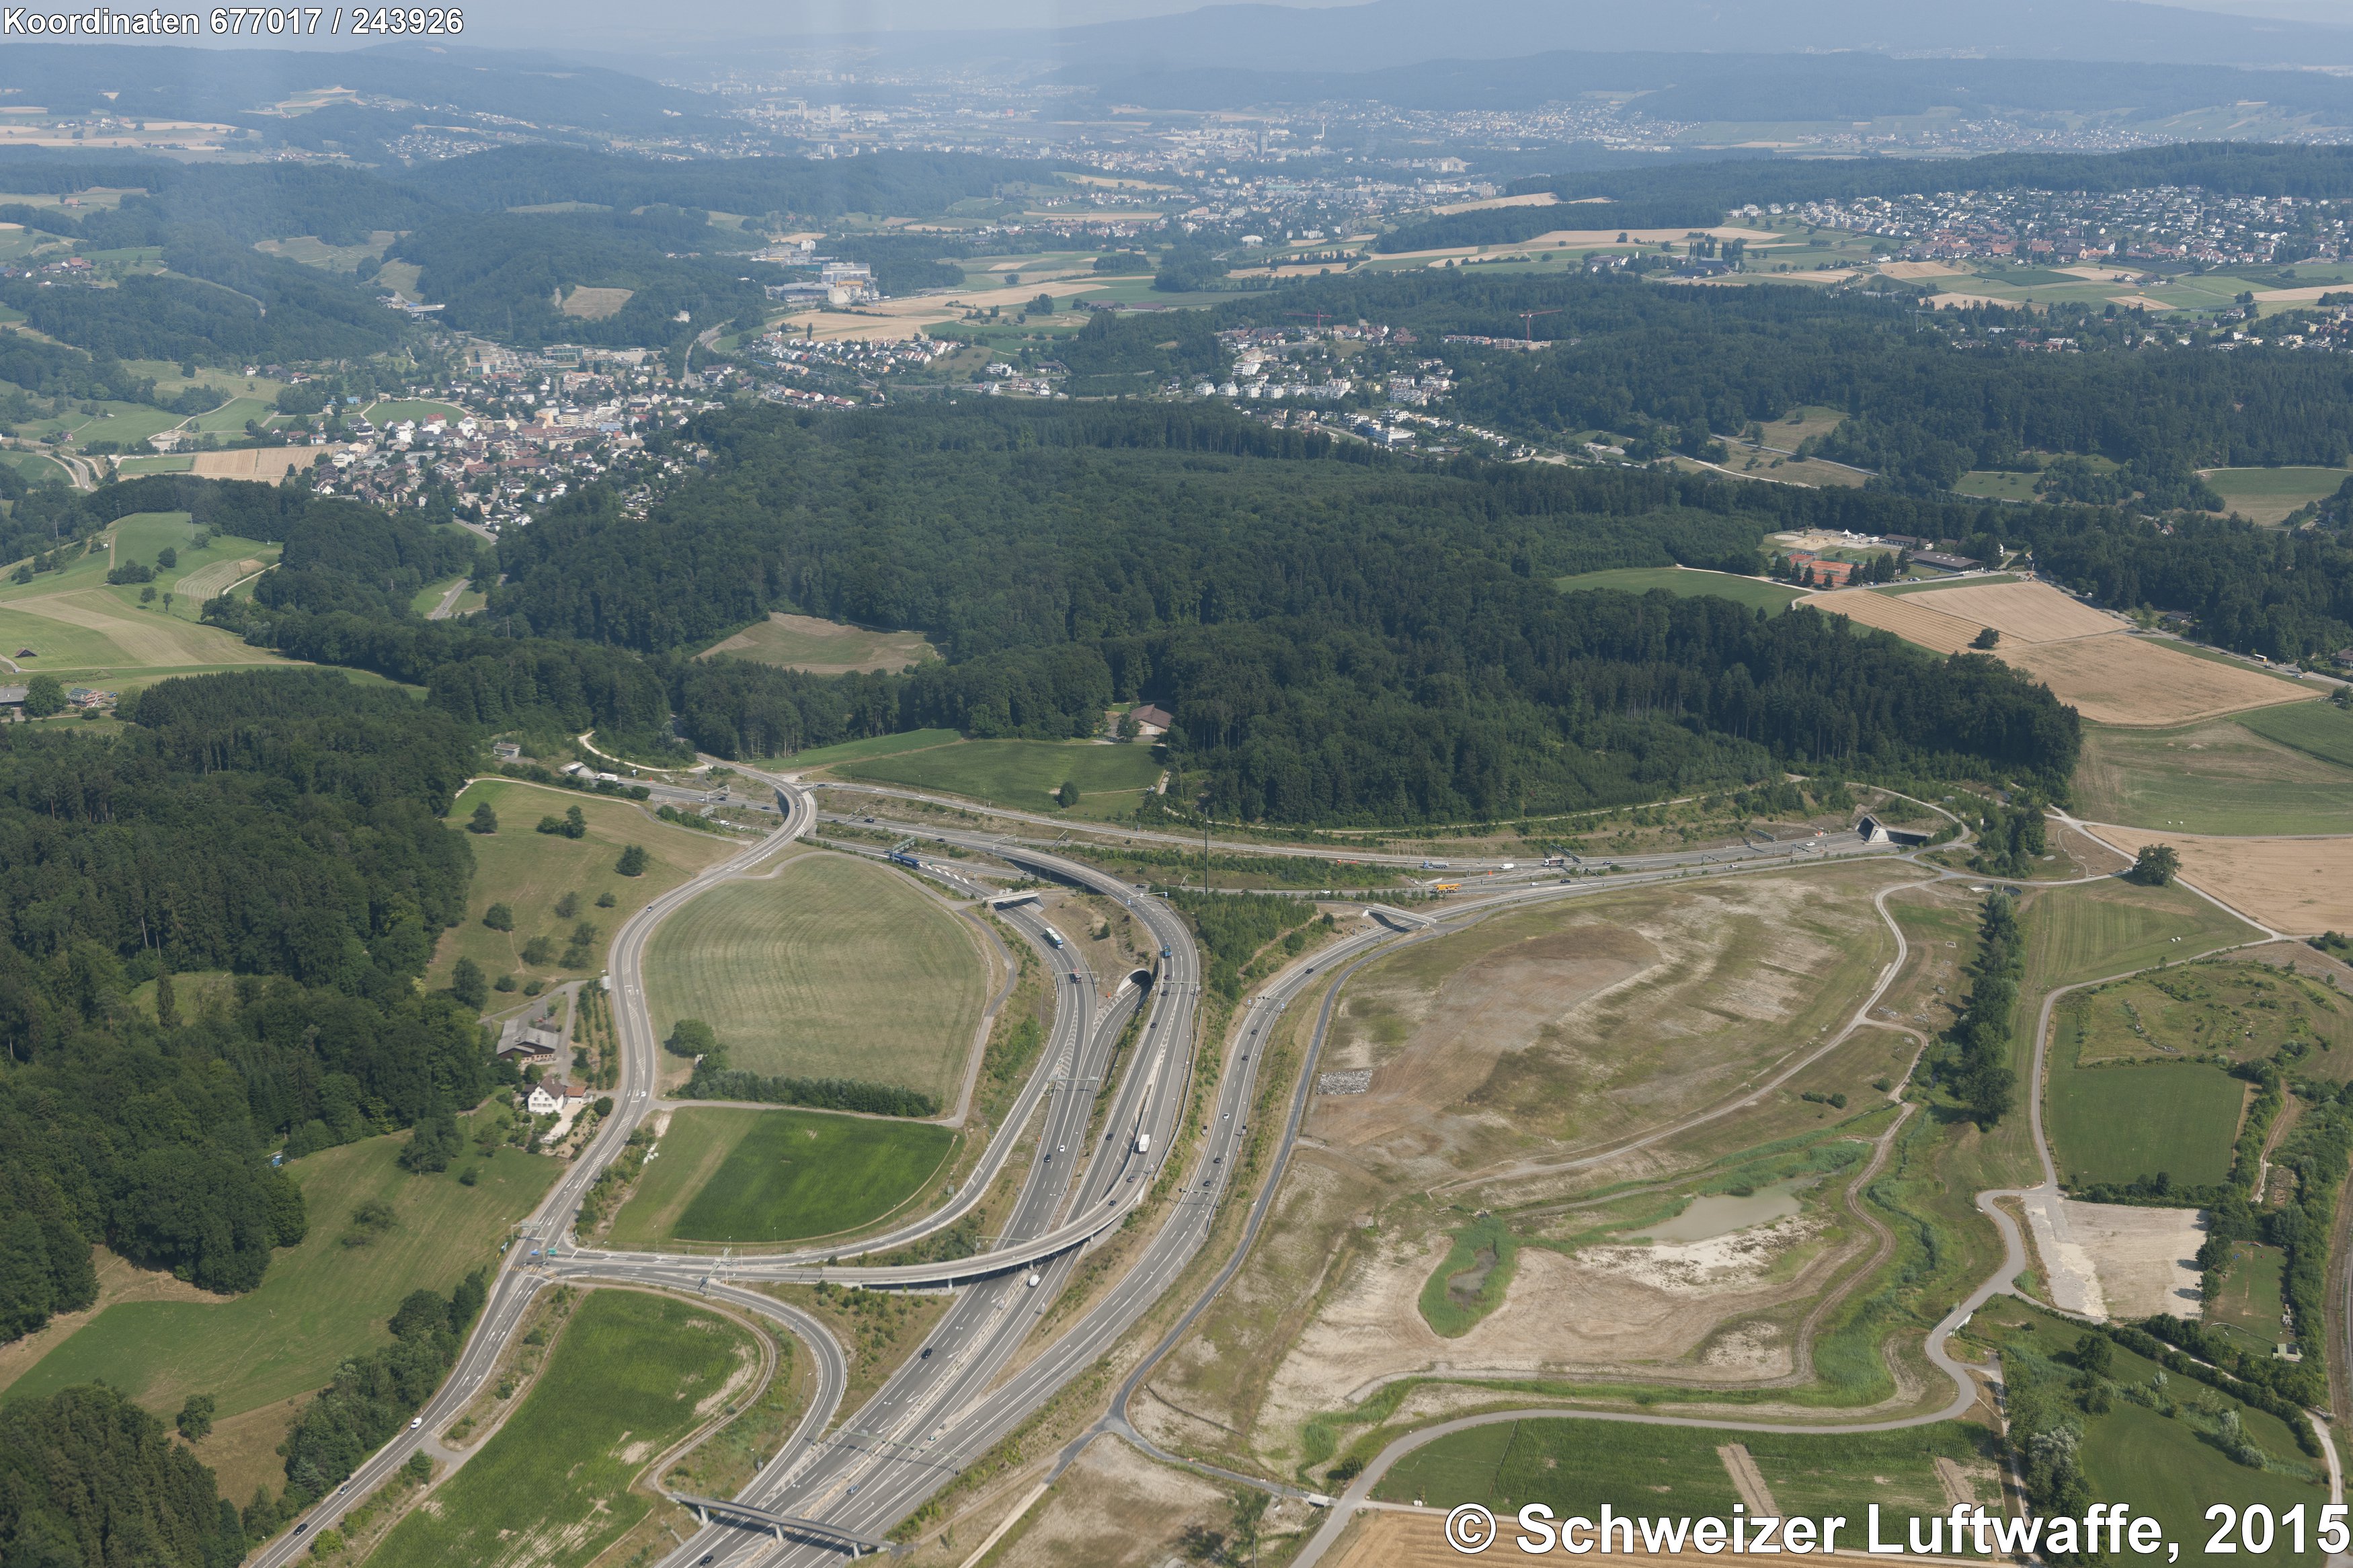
0, 1384, 246, 1568
0, 671, 491, 1340
463, 403, 2081, 818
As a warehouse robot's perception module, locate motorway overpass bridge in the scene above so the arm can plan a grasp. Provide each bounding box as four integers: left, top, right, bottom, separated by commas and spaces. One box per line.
672, 1495, 887, 1556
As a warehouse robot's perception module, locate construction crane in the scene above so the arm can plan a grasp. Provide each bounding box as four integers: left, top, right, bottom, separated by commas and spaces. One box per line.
1516, 308, 1560, 342
1286, 311, 1337, 331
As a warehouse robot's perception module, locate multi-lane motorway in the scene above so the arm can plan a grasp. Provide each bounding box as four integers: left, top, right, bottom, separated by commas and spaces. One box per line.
251, 772, 1929, 1567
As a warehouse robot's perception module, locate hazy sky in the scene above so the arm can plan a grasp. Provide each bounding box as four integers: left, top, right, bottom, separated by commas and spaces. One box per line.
455, 0, 1348, 47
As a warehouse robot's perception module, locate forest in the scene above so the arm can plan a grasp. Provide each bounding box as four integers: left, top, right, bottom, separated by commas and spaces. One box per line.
0, 1384, 246, 1568
460, 402, 2079, 818
0, 669, 492, 1341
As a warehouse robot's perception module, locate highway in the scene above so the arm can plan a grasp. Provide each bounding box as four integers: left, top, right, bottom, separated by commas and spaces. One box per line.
561, 829, 1218, 1567
247, 772, 1948, 1568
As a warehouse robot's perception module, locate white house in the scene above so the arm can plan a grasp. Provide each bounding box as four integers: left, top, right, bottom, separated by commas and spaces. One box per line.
525, 1077, 579, 1116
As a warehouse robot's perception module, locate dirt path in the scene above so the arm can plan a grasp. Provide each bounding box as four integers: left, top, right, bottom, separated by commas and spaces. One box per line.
1718, 1443, 1782, 1516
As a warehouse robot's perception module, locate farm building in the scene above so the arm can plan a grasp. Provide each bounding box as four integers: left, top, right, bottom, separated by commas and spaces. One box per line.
1910, 551, 1981, 573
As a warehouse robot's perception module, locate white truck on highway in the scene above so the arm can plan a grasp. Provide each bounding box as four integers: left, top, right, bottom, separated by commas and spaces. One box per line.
1133, 1132, 1150, 1155
1041, 925, 1067, 950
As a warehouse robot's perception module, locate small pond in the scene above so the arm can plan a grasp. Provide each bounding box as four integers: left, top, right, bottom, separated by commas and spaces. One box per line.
1631, 1179, 1810, 1244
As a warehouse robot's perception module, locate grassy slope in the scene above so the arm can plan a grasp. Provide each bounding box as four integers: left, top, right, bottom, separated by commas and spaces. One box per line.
783, 728, 961, 770
836, 738, 1162, 821
1554, 566, 1802, 612
2073, 718, 2353, 835
641, 852, 986, 1102
368, 1289, 753, 1568
0, 513, 284, 677
1, 1120, 556, 1474
2200, 466, 2349, 525
699, 614, 939, 673
608, 1107, 955, 1247
430, 780, 738, 990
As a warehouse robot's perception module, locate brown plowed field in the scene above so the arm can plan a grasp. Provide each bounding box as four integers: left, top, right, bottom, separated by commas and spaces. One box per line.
2081, 823, 2353, 935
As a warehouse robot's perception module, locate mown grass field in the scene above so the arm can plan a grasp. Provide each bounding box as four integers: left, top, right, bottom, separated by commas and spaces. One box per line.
2046, 1060, 2243, 1189
2210, 1242, 2289, 1348
430, 779, 738, 991
1954, 470, 2040, 502
641, 852, 985, 1101
2241, 700, 2353, 770
2023, 877, 2264, 994
2073, 717, 2353, 835
1554, 566, 1802, 612
699, 612, 939, 674
360, 399, 468, 427
608, 1107, 956, 1246
0, 1118, 555, 1500
836, 737, 1163, 820
0, 512, 286, 676
368, 1289, 754, 1568
190, 396, 276, 435
1373, 1418, 1996, 1540
2199, 466, 2349, 525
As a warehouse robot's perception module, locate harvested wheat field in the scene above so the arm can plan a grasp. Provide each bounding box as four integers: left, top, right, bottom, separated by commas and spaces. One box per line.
1805, 589, 1984, 655
186, 447, 337, 480
2005, 637, 2311, 726
1903, 581, 2122, 643
2081, 825, 2353, 934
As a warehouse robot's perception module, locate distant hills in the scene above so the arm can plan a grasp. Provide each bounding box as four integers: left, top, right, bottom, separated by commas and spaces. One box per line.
1072, 47, 2353, 122
1033, 0, 2353, 72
